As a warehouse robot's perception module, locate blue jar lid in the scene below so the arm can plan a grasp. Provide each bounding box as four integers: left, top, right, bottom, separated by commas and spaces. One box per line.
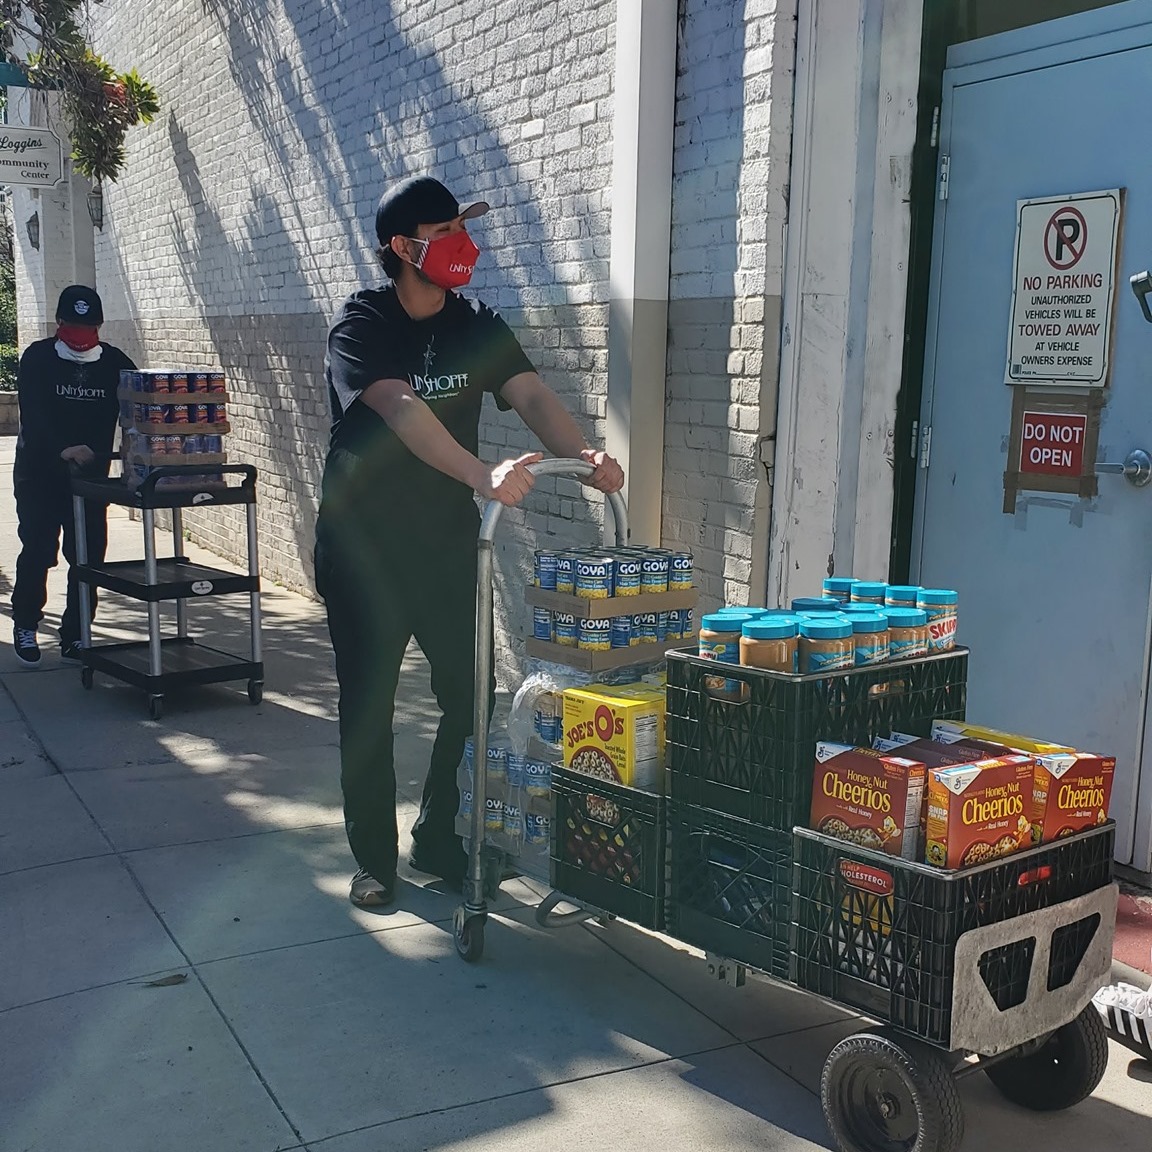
885, 585, 922, 601
701, 612, 758, 632
883, 607, 928, 627
851, 581, 888, 598
800, 618, 853, 640
917, 588, 958, 605
743, 618, 799, 640
839, 602, 887, 615
792, 597, 842, 611
850, 613, 889, 634
822, 577, 858, 595
714, 605, 769, 616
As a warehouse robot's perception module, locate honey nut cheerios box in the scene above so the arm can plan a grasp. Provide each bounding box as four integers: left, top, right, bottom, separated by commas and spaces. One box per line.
562, 684, 665, 792
1031, 752, 1115, 844
924, 754, 1035, 869
810, 743, 927, 860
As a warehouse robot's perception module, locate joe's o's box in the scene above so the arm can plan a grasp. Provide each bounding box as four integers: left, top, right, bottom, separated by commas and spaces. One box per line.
810, 743, 926, 860
562, 684, 665, 792
925, 754, 1035, 869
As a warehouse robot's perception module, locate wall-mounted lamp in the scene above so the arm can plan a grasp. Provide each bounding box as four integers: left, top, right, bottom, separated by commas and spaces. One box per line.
86, 184, 104, 230
26, 212, 39, 250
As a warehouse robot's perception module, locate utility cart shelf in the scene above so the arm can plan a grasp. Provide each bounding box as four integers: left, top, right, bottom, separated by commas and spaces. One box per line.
71, 464, 264, 720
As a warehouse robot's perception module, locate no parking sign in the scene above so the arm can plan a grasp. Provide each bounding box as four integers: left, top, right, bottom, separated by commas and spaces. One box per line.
1006, 189, 1122, 386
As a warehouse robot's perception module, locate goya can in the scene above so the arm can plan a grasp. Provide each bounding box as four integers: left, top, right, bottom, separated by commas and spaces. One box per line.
203, 434, 223, 453
506, 752, 526, 790
534, 692, 561, 744
578, 617, 611, 651
484, 796, 504, 834
532, 606, 553, 642
534, 549, 558, 590
459, 788, 473, 818
167, 404, 189, 424
613, 553, 642, 596
554, 611, 577, 647
656, 611, 670, 642
190, 373, 209, 393
681, 607, 695, 637
146, 403, 165, 424
208, 402, 226, 422
165, 435, 183, 454
208, 371, 226, 393
486, 741, 507, 790
191, 403, 211, 423
170, 372, 189, 394
668, 551, 694, 590
575, 556, 614, 599
148, 435, 169, 456
525, 759, 551, 799
640, 553, 669, 594
665, 610, 684, 641
183, 435, 204, 454
633, 612, 658, 645
148, 371, 171, 394
502, 802, 522, 841
524, 811, 551, 846
133, 403, 149, 424
610, 615, 632, 649
130, 371, 147, 392
555, 553, 576, 595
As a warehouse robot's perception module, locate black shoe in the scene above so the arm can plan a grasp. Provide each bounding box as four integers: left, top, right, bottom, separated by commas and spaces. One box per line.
13, 626, 40, 664
408, 843, 467, 888
60, 641, 83, 662
349, 868, 395, 908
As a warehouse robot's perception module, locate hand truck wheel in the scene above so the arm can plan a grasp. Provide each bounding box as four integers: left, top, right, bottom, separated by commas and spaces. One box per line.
80, 666, 94, 690
247, 679, 264, 705
821, 1026, 964, 1152
982, 1004, 1109, 1111
148, 695, 164, 721
453, 907, 485, 963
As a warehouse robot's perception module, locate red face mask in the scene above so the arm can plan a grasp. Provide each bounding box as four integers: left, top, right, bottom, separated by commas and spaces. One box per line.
57, 324, 101, 351
409, 231, 480, 290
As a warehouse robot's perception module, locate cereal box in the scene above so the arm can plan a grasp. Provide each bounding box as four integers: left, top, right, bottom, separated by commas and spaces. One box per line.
1032, 752, 1114, 844
562, 685, 665, 791
810, 743, 927, 860
931, 720, 1072, 756
925, 755, 1035, 869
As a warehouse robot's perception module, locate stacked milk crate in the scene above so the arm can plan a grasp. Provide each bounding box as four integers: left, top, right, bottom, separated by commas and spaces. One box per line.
118, 368, 230, 490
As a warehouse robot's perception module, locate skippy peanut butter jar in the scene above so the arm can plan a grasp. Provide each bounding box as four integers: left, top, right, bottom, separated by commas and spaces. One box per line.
925, 755, 1035, 869
810, 743, 927, 860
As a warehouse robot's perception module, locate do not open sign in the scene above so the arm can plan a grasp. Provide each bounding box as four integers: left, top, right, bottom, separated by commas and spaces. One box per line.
1019, 411, 1088, 477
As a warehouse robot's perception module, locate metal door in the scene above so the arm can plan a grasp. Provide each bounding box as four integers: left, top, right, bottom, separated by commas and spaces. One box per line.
912, 2, 1152, 870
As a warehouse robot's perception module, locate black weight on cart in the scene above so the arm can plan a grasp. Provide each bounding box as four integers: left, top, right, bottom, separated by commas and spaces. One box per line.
71, 464, 264, 717
456, 460, 1119, 1152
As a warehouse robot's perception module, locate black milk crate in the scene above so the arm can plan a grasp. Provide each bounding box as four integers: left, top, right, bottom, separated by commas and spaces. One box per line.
666, 647, 967, 831
665, 802, 793, 979
551, 767, 665, 930
790, 822, 1116, 1048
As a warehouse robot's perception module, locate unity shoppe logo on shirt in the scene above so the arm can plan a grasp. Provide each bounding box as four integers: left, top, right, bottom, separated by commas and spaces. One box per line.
410, 336, 469, 401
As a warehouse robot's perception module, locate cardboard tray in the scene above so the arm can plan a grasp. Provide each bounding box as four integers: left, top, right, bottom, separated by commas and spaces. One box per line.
525, 585, 696, 619
525, 635, 695, 672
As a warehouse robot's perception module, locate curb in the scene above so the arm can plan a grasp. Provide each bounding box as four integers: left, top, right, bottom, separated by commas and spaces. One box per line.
1112, 958, 1152, 991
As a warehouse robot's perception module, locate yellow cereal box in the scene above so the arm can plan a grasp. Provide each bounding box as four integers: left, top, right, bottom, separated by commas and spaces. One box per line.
931, 720, 1072, 756
562, 685, 665, 791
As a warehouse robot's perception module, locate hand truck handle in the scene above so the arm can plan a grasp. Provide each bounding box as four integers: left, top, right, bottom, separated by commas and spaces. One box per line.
478, 457, 629, 544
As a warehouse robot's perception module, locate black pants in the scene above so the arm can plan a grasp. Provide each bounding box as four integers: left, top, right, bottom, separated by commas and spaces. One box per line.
316, 516, 494, 883
12, 468, 106, 646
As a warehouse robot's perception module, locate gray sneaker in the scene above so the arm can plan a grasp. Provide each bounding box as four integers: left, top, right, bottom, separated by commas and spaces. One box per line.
349, 868, 394, 908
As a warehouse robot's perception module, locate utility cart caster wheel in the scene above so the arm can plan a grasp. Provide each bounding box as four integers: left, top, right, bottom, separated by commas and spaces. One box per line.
983, 1004, 1109, 1111
148, 695, 164, 721
247, 679, 264, 705
821, 1027, 964, 1152
80, 667, 94, 690
453, 908, 486, 963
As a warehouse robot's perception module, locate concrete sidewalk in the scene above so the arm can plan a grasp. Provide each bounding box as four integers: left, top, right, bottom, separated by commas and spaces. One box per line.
1, 437, 1150, 1152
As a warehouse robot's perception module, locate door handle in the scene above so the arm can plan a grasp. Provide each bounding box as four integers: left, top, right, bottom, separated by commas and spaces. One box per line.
1132, 271, 1152, 323
1097, 448, 1152, 486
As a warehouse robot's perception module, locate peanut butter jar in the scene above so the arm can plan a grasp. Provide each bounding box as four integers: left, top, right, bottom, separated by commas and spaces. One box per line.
799, 617, 854, 674
740, 616, 800, 673
850, 581, 888, 606
883, 607, 929, 660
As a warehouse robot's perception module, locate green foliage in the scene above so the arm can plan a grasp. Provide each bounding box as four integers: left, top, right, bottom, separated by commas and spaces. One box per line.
0, 343, 17, 391
1, 1, 158, 184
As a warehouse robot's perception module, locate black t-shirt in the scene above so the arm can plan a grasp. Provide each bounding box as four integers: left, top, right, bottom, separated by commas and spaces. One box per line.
322, 286, 534, 534
14, 338, 136, 479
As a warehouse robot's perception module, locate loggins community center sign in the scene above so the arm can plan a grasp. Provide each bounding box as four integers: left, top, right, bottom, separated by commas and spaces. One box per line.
0, 126, 64, 188
1005, 189, 1121, 387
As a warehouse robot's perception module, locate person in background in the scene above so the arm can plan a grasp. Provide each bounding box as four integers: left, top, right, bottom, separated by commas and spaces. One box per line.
10, 286, 136, 663
316, 175, 624, 907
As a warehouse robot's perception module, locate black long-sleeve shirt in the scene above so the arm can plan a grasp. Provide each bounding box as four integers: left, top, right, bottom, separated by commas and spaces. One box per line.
14, 338, 136, 478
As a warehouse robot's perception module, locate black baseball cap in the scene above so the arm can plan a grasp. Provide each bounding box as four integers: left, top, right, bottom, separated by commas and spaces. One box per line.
56, 285, 104, 326
374, 176, 489, 247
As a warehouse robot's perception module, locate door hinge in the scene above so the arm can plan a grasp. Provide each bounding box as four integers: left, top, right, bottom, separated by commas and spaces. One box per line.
910, 419, 919, 460
919, 424, 933, 470
938, 155, 950, 201
929, 105, 940, 149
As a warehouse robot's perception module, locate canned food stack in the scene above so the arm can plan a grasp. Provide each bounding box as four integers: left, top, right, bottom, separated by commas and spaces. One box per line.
526, 545, 698, 672
118, 368, 231, 490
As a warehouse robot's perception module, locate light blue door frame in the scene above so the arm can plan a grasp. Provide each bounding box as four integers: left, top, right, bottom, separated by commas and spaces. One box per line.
912, 0, 1152, 870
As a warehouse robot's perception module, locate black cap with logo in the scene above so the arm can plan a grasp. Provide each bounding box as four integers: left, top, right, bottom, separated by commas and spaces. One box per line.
374, 176, 489, 248
56, 285, 104, 326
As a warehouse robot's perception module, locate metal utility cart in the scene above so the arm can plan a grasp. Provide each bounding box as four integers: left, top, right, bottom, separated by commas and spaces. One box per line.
456, 457, 1120, 1152
71, 464, 264, 720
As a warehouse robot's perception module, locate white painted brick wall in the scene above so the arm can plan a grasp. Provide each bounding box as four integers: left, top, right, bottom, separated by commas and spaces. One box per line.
664, 0, 795, 613
86, 0, 616, 683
